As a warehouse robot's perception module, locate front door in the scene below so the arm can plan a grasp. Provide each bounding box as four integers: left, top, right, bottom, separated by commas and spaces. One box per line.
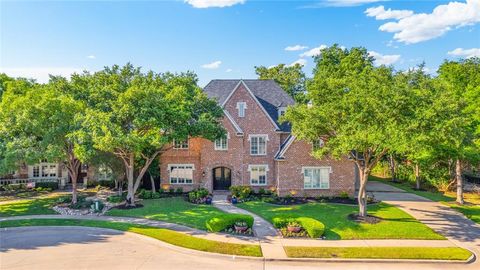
213, 167, 231, 191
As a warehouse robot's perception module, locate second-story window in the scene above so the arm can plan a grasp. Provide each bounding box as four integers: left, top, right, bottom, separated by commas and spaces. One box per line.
278, 107, 287, 118
214, 134, 228, 151
173, 139, 189, 149
250, 135, 267, 155
237, 102, 246, 117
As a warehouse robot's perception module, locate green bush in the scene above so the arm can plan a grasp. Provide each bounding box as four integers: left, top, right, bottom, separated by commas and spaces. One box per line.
175, 187, 183, 194
205, 214, 254, 232
5, 183, 26, 191
229, 186, 252, 199
188, 188, 209, 203
272, 215, 325, 238
35, 182, 59, 190
339, 191, 350, 199
87, 180, 98, 188
107, 195, 125, 203
98, 180, 116, 188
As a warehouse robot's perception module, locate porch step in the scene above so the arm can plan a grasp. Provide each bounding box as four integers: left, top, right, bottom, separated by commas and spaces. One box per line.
212, 190, 230, 196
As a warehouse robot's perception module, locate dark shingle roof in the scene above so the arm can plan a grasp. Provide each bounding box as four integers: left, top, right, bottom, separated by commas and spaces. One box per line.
203, 79, 294, 132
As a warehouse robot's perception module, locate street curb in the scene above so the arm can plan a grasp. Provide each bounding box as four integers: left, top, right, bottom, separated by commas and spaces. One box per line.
1, 225, 476, 265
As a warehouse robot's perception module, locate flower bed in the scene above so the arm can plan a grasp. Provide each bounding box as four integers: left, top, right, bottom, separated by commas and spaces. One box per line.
272, 215, 325, 238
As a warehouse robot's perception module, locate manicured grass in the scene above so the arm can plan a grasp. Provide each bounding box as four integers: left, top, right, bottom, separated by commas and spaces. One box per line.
0, 197, 59, 217
284, 246, 472, 260
106, 197, 228, 230
0, 218, 262, 257
370, 176, 480, 224
237, 201, 444, 240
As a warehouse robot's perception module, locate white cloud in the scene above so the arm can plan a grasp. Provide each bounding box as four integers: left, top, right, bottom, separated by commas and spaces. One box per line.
185, 0, 245, 8
448, 47, 480, 58
300, 45, 328, 57
288, 58, 307, 67
368, 0, 480, 44
86, 55, 96, 59
321, 0, 384, 7
226, 68, 233, 72
285, 45, 308, 51
201, 60, 222, 69
368, 51, 401, 65
365, 5, 413, 20
0, 67, 85, 83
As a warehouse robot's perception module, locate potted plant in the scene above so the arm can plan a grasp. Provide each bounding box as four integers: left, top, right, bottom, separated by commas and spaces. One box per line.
205, 195, 212, 205
234, 221, 248, 232
287, 221, 302, 233
231, 196, 238, 204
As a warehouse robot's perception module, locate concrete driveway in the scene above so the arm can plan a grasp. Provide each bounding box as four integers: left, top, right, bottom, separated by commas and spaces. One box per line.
1, 225, 478, 270
367, 181, 480, 257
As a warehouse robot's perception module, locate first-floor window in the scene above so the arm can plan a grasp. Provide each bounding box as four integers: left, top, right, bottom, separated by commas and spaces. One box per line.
303, 167, 330, 189
41, 165, 49, 177
169, 164, 194, 184
33, 166, 40, 178
49, 165, 57, 177
249, 165, 267, 186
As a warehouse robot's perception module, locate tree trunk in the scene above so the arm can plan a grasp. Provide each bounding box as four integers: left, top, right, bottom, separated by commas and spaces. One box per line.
125, 153, 135, 206
71, 170, 78, 204
389, 155, 396, 182
150, 174, 156, 193
357, 168, 369, 217
456, 159, 464, 204
415, 163, 421, 190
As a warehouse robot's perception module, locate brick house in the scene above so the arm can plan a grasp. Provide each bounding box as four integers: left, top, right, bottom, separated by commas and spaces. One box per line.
159, 79, 358, 197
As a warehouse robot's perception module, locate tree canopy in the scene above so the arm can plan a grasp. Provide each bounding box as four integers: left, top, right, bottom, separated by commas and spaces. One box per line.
255, 63, 306, 102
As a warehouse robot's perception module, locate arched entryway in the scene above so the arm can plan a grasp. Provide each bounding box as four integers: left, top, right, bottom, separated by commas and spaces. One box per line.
213, 167, 231, 191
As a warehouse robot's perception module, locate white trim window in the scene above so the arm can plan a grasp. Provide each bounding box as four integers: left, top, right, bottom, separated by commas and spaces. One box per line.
169, 164, 194, 184
214, 133, 229, 151
278, 107, 287, 118
303, 167, 330, 189
173, 139, 189, 149
33, 165, 40, 178
249, 165, 268, 186
249, 135, 268, 155
237, 102, 247, 117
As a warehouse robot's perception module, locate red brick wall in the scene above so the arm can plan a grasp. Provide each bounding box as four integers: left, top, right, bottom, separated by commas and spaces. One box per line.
222, 83, 281, 190
277, 139, 356, 197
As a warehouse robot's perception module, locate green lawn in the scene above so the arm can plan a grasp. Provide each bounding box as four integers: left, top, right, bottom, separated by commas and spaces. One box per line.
106, 197, 227, 230
285, 246, 472, 260
0, 218, 262, 257
0, 197, 59, 217
237, 201, 444, 240
370, 176, 480, 224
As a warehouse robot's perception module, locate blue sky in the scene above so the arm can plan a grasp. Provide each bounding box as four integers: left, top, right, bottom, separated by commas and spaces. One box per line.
1, 0, 479, 86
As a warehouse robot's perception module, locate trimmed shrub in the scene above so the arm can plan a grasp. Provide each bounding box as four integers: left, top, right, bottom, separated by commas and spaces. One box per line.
272, 215, 325, 238
175, 187, 183, 194
229, 186, 252, 199
206, 214, 254, 232
35, 182, 59, 190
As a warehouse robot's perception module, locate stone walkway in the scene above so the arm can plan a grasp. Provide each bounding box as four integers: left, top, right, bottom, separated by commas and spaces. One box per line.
367, 181, 480, 257
211, 194, 286, 258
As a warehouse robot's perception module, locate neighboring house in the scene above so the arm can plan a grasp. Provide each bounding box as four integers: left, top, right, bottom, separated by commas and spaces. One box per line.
0, 160, 93, 189
159, 80, 357, 197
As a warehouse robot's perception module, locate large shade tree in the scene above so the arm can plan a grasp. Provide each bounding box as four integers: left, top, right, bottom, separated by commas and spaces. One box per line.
433, 58, 480, 204
283, 45, 410, 217
0, 77, 87, 203
77, 65, 224, 206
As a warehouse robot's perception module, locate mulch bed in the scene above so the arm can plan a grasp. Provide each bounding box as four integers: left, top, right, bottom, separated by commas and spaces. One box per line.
309, 197, 380, 205
264, 198, 308, 205
348, 213, 382, 224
